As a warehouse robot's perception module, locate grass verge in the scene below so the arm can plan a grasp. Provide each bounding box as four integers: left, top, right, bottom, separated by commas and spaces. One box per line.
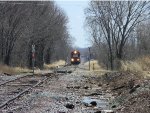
0, 64, 31, 75
44, 60, 66, 69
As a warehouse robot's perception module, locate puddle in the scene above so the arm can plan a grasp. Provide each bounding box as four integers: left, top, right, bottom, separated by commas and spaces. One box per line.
36, 91, 68, 102
29, 80, 38, 84
82, 97, 110, 109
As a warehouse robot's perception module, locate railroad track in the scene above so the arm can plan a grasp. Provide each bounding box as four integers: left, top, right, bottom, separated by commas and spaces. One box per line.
0, 73, 33, 86
54, 65, 80, 73
0, 73, 52, 111
0, 65, 83, 112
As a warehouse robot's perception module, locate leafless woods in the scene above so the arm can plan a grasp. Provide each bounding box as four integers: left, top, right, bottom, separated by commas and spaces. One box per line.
0, 1, 72, 69
85, 1, 150, 70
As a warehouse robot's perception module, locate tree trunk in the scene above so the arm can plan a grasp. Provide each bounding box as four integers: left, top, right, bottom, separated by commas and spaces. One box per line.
4, 54, 10, 65
109, 47, 114, 70
36, 43, 44, 69
108, 41, 114, 70
45, 47, 51, 64
117, 43, 124, 59
27, 46, 32, 69
115, 44, 124, 69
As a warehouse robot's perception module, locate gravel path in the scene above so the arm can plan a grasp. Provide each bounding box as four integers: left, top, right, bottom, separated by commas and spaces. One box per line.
0, 66, 114, 113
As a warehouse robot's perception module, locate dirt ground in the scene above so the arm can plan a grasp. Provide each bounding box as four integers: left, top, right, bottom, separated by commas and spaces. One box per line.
100, 71, 150, 113
0, 65, 150, 113
0, 65, 112, 113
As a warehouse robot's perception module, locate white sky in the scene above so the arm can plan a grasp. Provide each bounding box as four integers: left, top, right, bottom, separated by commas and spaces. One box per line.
55, 0, 90, 48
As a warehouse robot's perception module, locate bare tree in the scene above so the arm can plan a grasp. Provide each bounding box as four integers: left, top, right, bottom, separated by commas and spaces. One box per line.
110, 1, 150, 60
0, 3, 29, 65
85, 1, 150, 69
0, 1, 72, 69
136, 21, 150, 55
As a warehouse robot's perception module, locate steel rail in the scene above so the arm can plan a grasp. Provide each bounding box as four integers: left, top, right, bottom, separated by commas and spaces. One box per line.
0, 77, 47, 109
0, 73, 33, 86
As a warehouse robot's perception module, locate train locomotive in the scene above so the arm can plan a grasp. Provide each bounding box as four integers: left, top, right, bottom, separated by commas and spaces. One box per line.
71, 50, 80, 65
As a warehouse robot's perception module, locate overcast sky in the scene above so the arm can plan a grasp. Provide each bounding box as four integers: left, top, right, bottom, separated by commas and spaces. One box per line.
55, 0, 90, 48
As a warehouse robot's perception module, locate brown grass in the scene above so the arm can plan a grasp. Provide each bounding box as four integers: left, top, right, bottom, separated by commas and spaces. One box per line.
120, 56, 150, 77
120, 60, 143, 73
121, 56, 150, 71
136, 56, 150, 71
0, 64, 31, 75
44, 60, 66, 69
84, 60, 104, 71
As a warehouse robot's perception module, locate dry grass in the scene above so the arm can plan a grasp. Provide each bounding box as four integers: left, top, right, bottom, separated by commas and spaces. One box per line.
136, 56, 150, 71
121, 56, 150, 72
84, 60, 104, 71
44, 60, 66, 69
120, 60, 143, 73
121, 56, 150, 71
120, 56, 150, 77
0, 64, 31, 75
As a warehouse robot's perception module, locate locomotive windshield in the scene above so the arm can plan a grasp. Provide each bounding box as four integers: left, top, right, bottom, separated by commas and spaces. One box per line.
72, 54, 79, 57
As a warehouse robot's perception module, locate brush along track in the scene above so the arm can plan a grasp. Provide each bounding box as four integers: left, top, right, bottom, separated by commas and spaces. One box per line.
0, 66, 116, 113
0, 73, 33, 86
54, 65, 80, 73
0, 73, 53, 109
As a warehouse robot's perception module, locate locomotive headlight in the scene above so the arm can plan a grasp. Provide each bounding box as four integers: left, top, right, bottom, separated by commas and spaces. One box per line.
71, 58, 74, 62
74, 51, 77, 54
77, 59, 80, 61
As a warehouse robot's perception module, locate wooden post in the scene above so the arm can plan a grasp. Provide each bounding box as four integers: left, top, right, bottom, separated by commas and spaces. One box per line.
32, 44, 35, 75
88, 47, 91, 71
93, 63, 94, 70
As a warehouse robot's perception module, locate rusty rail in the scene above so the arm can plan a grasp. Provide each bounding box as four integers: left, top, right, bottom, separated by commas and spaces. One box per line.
0, 74, 32, 86
0, 77, 47, 109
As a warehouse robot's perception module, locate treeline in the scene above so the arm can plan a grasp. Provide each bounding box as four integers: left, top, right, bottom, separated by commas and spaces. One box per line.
85, 1, 150, 70
0, 1, 72, 69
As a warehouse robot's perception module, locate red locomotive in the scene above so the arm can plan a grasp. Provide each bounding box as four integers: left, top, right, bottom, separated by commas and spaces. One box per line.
71, 50, 80, 65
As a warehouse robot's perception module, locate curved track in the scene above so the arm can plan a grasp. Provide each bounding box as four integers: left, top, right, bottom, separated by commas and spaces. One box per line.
0, 74, 32, 86
0, 73, 52, 110
54, 65, 79, 73
0, 65, 115, 113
